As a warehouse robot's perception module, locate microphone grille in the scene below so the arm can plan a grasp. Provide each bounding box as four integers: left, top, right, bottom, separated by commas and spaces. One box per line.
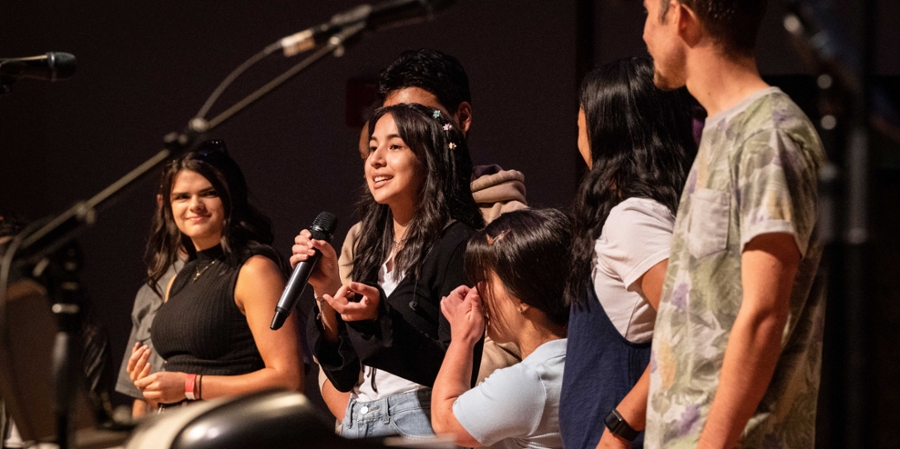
48, 52, 76, 80
309, 211, 338, 241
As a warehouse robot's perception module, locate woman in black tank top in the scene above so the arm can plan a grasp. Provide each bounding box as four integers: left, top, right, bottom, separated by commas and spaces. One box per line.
126, 141, 302, 408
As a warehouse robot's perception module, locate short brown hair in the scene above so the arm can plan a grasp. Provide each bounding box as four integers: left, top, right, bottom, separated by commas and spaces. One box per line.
661, 0, 767, 57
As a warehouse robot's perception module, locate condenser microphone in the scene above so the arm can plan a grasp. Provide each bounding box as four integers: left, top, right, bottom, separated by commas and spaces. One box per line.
271, 211, 338, 330
0, 52, 76, 81
279, 0, 455, 56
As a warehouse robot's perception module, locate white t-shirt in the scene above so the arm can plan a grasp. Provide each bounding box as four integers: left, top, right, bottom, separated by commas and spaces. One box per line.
453, 339, 566, 449
592, 197, 674, 343
354, 252, 427, 402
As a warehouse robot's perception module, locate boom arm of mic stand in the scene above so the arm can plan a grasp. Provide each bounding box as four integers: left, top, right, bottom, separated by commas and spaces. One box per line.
203, 21, 366, 130
14, 21, 369, 267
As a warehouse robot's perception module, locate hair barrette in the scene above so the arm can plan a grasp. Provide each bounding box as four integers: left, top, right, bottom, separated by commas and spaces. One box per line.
448, 142, 457, 150
443, 123, 452, 131
486, 229, 510, 245
433, 110, 441, 119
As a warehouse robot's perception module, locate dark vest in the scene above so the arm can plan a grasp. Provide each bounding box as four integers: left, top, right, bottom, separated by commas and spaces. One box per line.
559, 287, 651, 449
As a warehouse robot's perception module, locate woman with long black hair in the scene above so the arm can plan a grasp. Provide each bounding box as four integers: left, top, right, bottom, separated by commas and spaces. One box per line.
559, 57, 697, 449
292, 103, 484, 439
127, 142, 302, 408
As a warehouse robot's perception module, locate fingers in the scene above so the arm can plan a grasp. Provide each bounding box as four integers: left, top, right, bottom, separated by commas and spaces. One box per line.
447, 284, 471, 301
127, 345, 152, 381
133, 373, 154, 390
139, 361, 151, 380
327, 282, 379, 321
290, 232, 314, 268
465, 287, 483, 309
347, 282, 379, 299
290, 230, 336, 269
308, 239, 338, 260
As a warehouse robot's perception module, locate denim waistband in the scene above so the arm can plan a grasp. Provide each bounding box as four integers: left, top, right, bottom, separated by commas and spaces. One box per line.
344, 389, 431, 428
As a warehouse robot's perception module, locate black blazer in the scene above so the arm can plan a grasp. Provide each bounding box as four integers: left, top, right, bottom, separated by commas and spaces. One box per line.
308, 221, 483, 392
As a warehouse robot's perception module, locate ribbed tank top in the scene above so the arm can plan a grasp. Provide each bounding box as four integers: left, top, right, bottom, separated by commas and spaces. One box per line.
152, 244, 277, 376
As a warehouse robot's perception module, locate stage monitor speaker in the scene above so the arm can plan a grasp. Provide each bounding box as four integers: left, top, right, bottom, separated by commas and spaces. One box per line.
126, 389, 404, 449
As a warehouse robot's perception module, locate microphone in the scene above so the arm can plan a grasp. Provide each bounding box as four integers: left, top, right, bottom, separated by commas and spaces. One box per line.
0, 52, 76, 81
271, 211, 339, 330
279, 0, 455, 56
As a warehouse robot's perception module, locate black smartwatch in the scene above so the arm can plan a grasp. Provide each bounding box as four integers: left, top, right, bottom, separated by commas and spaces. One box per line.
604, 408, 640, 441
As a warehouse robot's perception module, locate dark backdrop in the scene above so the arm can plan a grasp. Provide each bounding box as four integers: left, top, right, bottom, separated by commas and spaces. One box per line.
0, 0, 579, 425
2, 1, 899, 448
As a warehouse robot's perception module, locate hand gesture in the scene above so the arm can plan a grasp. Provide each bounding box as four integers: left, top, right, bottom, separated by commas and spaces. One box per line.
440, 285, 485, 346
134, 371, 189, 404
290, 229, 341, 296
322, 282, 382, 322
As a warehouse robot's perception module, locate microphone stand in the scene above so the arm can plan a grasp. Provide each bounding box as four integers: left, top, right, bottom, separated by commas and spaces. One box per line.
0, 21, 366, 449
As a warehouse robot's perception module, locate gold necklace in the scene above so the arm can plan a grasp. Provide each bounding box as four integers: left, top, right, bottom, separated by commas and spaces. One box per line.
192, 259, 218, 281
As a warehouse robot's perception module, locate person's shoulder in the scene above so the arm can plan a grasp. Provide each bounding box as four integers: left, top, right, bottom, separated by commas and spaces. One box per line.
736, 89, 820, 145
608, 198, 672, 222
521, 339, 567, 371
603, 198, 674, 240
238, 242, 286, 274
481, 359, 544, 393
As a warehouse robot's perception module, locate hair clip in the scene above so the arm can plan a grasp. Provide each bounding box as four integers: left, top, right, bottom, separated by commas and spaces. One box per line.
443, 123, 452, 131
448, 142, 457, 150
433, 110, 441, 119
486, 229, 510, 245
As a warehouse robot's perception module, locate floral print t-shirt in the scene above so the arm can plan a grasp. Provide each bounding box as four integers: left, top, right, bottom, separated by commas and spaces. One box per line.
645, 87, 826, 449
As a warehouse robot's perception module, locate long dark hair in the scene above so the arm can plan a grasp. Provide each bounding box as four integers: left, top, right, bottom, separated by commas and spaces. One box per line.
145, 142, 275, 296
350, 103, 483, 283
566, 57, 697, 306
465, 209, 571, 327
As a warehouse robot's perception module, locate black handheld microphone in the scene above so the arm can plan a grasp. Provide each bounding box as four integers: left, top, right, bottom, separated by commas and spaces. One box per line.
0, 52, 76, 81
279, 0, 455, 56
271, 211, 338, 330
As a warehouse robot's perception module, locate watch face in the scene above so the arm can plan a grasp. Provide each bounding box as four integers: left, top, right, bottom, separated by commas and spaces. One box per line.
605, 409, 638, 441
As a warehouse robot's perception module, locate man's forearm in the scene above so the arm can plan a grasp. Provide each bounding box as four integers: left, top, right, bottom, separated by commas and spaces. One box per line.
697, 233, 800, 448
698, 301, 789, 448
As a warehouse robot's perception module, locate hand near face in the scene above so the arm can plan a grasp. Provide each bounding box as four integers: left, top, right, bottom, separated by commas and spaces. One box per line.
321, 282, 381, 322
290, 229, 341, 296
134, 371, 188, 404
440, 285, 485, 346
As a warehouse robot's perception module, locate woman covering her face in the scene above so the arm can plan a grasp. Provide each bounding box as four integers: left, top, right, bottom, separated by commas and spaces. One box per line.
292, 103, 484, 439
431, 208, 572, 449
127, 142, 302, 409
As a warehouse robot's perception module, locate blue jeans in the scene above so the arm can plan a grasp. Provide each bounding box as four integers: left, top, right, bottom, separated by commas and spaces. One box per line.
340, 389, 434, 439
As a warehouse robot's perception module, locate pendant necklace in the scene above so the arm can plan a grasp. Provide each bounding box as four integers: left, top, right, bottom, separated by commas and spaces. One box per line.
193, 259, 218, 282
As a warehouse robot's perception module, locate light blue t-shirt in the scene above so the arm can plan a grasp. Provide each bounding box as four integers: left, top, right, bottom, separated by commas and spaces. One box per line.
453, 338, 566, 449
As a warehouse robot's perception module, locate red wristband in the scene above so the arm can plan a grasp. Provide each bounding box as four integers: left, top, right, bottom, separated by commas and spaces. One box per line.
185, 373, 197, 400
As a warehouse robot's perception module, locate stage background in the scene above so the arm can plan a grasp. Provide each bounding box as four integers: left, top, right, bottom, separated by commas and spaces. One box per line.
2, 1, 898, 447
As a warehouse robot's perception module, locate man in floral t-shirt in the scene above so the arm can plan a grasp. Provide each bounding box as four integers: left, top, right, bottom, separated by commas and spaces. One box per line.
640, 0, 826, 448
